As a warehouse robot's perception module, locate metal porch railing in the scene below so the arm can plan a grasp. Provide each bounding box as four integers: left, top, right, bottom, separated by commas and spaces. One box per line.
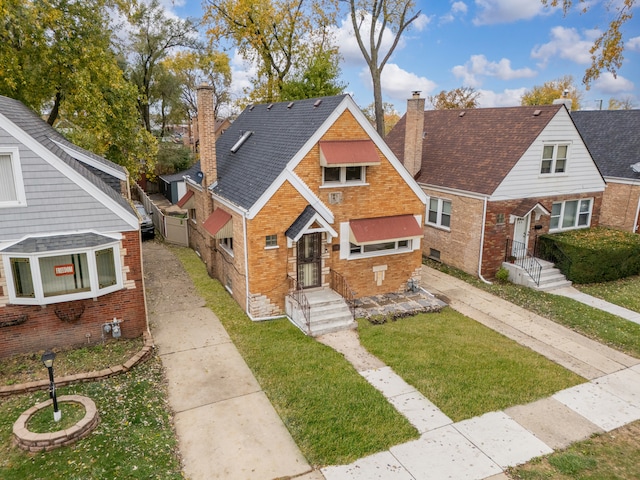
505, 239, 542, 286
287, 275, 310, 331
329, 269, 356, 318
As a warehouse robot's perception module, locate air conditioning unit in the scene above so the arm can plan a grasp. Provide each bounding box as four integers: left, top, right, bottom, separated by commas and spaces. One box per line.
328, 192, 343, 204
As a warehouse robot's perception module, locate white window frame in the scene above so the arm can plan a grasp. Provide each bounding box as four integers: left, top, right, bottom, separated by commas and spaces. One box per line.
349, 239, 413, 258
550, 198, 592, 231
540, 143, 569, 175
321, 166, 367, 186
0, 147, 27, 207
426, 197, 451, 230
2, 241, 123, 305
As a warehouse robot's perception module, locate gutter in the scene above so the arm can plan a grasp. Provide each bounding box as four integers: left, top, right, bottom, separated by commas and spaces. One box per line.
478, 196, 492, 284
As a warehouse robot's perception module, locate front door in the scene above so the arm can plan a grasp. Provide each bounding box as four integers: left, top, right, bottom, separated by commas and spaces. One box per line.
297, 233, 321, 288
512, 214, 530, 258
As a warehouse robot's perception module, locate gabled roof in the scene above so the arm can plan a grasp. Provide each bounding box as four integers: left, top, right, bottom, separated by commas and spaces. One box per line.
571, 110, 640, 180
386, 104, 563, 195
210, 95, 349, 210
0, 95, 130, 212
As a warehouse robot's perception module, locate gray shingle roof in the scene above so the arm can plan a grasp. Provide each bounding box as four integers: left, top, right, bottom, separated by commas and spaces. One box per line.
160, 161, 201, 183
211, 95, 348, 210
386, 104, 562, 195
571, 110, 640, 180
0, 95, 130, 211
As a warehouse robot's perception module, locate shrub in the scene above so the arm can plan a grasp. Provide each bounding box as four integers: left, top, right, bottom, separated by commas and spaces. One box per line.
495, 267, 510, 283
538, 228, 640, 284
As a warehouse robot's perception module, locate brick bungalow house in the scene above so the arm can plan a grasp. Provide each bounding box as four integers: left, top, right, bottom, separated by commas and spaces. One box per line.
0, 95, 148, 358
179, 87, 426, 334
385, 93, 605, 283
572, 110, 640, 234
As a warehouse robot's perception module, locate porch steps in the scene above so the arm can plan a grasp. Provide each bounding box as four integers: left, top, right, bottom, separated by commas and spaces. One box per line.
304, 289, 357, 337
528, 259, 572, 291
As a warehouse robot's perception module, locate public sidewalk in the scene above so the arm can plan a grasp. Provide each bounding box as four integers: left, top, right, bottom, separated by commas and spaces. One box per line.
143, 242, 321, 480
319, 266, 640, 480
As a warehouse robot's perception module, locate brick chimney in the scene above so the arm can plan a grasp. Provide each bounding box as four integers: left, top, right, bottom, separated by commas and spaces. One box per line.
403, 91, 425, 178
196, 84, 217, 186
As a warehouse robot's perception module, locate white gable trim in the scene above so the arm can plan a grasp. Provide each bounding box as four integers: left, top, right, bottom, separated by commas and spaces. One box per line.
247, 170, 334, 222
286, 211, 338, 244
0, 113, 138, 230
604, 176, 640, 186
284, 96, 426, 205
51, 139, 128, 181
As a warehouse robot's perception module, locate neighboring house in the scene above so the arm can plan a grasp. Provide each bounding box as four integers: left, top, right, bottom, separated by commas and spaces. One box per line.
158, 161, 202, 204
572, 110, 640, 233
385, 93, 606, 281
179, 87, 426, 334
0, 95, 148, 358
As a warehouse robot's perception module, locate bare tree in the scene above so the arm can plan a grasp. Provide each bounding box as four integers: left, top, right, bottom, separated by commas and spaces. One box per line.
347, 0, 420, 135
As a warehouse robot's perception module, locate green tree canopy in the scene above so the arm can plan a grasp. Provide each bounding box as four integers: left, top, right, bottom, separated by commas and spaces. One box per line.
520, 76, 583, 111
428, 87, 480, 110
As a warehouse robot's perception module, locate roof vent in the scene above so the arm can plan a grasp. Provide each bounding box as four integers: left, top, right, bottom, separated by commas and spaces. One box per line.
314, 99, 322, 108
267, 103, 273, 110
533, 109, 542, 116
230, 131, 253, 153
248, 104, 255, 111
458, 111, 465, 117
287, 102, 294, 109
631, 162, 640, 174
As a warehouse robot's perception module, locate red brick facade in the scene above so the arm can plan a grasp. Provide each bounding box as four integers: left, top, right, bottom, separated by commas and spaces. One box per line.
0, 232, 147, 358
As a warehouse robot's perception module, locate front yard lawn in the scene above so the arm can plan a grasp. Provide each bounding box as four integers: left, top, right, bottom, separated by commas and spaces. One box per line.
0, 356, 182, 480
577, 275, 640, 314
358, 310, 584, 422
426, 259, 640, 358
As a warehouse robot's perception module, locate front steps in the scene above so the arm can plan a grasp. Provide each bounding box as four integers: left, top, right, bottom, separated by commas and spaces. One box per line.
504, 258, 572, 291
287, 288, 356, 337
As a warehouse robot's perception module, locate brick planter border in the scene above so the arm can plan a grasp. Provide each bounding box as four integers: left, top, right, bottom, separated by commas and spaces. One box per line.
13, 395, 99, 452
0, 332, 154, 398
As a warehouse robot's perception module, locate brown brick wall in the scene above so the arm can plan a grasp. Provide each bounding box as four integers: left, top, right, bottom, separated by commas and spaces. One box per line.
0, 232, 147, 358
600, 182, 640, 233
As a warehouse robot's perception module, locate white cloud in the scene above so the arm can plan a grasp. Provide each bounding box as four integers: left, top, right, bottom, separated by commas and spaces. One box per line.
628, 36, 640, 52
353, 64, 437, 105
531, 26, 595, 67
452, 54, 536, 87
440, 2, 467, 24
413, 13, 432, 31
592, 72, 635, 94
229, 50, 256, 97
473, 0, 549, 26
476, 88, 527, 107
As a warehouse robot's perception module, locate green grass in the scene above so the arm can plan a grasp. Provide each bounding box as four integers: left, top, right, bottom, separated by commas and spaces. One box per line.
509, 420, 640, 479
171, 245, 418, 466
358, 310, 584, 422
426, 259, 640, 358
577, 275, 640, 314
0, 356, 182, 480
27, 402, 85, 433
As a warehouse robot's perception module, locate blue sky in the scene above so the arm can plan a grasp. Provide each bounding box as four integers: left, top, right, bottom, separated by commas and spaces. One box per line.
164, 0, 639, 113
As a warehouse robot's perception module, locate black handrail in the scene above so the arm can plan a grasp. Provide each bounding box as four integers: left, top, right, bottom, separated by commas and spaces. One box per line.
505, 239, 542, 286
287, 275, 310, 332
329, 269, 356, 318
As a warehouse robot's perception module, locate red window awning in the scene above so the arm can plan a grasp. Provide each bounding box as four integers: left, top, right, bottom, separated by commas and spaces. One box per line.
319, 140, 381, 166
350, 215, 423, 245
177, 190, 195, 209
203, 208, 232, 238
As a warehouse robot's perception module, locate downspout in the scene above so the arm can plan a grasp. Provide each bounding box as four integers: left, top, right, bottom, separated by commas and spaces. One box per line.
243, 212, 250, 315
478, 196, 492, 284
634, 194, 640, 233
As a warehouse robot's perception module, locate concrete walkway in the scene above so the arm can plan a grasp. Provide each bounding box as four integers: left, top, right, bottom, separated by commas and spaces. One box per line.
550, 286, 640, 325
143, 242, 320, 480
319, 266, 640, 480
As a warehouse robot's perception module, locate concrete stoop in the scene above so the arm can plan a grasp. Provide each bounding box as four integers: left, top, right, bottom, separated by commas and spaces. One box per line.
505, 258, 572, 291
287, 288, 356, 337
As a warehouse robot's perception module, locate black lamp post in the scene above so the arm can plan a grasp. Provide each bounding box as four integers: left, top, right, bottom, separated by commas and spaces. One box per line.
41, 350, 61, 422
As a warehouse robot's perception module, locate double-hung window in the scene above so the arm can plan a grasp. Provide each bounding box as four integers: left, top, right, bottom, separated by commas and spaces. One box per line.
2, 233, 123, 305
550, 199, 592, 230
541, 144, 568, 174
427, 198, 451, 229
0, 148, 27, 207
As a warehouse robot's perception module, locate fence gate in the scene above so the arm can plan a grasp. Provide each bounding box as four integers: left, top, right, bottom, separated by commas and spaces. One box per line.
165, 215, 188, 246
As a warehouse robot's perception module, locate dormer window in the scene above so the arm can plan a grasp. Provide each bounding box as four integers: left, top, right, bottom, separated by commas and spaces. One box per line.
0, 148, 27, 207
541, 144, 568, 174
